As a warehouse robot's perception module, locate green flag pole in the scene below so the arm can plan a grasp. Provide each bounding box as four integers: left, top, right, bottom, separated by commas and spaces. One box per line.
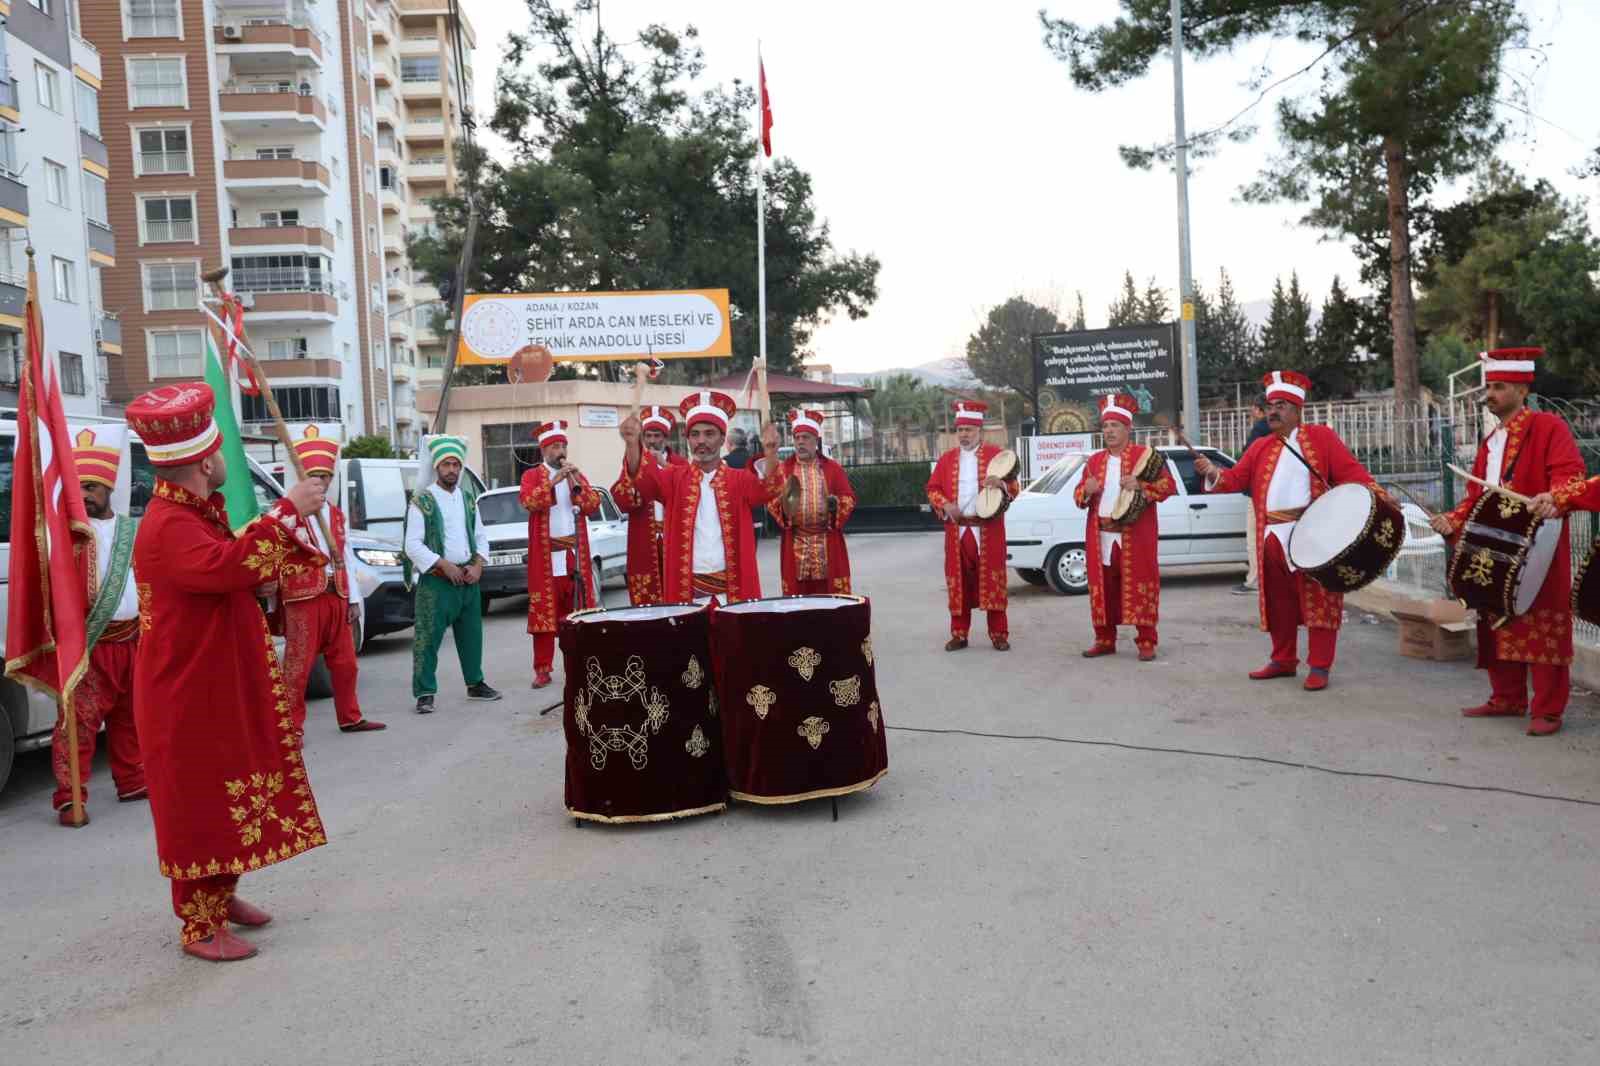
201, 322, 262, 530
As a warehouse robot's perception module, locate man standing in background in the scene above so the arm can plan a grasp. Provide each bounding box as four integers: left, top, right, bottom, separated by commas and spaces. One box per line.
1234, 398, 1271, 596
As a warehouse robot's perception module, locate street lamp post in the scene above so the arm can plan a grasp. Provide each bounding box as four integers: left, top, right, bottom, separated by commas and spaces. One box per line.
1171, 0, 1200, 441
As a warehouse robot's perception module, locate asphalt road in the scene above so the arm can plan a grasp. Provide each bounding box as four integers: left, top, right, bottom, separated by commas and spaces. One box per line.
3, 532, 1599, 1066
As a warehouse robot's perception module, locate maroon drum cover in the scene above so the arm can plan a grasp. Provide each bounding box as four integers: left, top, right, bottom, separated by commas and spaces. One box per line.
559, 604, 726, 823
711, 595, 889, 805
1575, 542, 1599, 628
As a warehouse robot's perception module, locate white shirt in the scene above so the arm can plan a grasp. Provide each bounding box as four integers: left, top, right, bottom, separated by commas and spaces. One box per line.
1097, 453, 1122, 561
957, 446, 981, 517
548, 470, 576, 578
404, 481, 490, 573
691, 466, 727, 575
1485, 425, 1508, 488
650, 449, 667, 525
1264, 429, 1311, 560
91, 516, 140, 621
305, 503, 363, 604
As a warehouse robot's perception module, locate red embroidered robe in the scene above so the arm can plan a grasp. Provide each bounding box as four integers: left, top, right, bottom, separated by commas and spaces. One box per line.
133, 483, 329, 880
521, 465, 602, 634
1555, 474, 1600, 513
1206, 424, 1376, 632
279, 504, 351, 603
766, 454, 858, 595
615, 456, 785, 603
610, 448, 688, 605
925, 445, 1021, 615
1072, 444, 1177, 628
1443, 407, 1586, 666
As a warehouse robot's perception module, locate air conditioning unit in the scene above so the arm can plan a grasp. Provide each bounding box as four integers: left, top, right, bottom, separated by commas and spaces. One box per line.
222, 24, 244, 40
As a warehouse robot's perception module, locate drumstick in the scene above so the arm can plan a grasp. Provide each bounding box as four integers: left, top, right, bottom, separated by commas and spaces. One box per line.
1447, 464, 1535, 506
1381, 481, 1440, 521
1171, 427, 1202, 461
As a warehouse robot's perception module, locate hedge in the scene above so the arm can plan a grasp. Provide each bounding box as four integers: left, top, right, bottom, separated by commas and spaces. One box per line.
845, 461, 934, 507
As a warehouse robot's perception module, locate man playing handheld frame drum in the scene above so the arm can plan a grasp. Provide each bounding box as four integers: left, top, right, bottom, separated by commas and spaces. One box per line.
926, 401, 1019, 651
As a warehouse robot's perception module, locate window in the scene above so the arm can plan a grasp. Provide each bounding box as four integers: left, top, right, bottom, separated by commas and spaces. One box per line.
258, 209, 300, 228
43, 161, 69, 207
76, 80, 101, 137
89, 265, 105, 312
59, 353, 85, 396
254, 146, 294, 160
143, 261, 199, 311
230, 253, 329, 293
335, 219, 344, 240
129, 58, 186, 109
379, 165, 396, 190
0, 332, 20, 388
1169, 451, 1234, 497
82, 172, 108, 225
137, 128, 190, 174
241, 385, 340, 423
29, 0, 51, 14
51, 257, 75, 302
0, 130, 19, 179
127, 0, 181, 38
266, 337, 309, 359
36, 64, 62, 113
141, 195, 195, 242
149, 329, 203, 377
400, 57, 440, 82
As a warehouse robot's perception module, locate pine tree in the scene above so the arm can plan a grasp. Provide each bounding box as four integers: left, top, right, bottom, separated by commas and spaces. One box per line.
1311, 276, 1364, 398
1260, 273, 1313, 371
1070, 291, 1088, 331
1141, 277, 1171, 323
1212, 268, 1260, 380
1106, 271, 1143, 327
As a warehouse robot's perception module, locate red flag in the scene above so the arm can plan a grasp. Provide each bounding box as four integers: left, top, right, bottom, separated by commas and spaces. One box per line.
5, 259, 92, 706
219, 295, 262, 396
759, 57, 774, 157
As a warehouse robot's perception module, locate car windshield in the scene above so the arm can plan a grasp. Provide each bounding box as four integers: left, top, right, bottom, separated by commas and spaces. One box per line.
1169, 449, 1234, 496
477, 492, 527, 526
597, 489, 620, 523
1028, 455, 1087, 495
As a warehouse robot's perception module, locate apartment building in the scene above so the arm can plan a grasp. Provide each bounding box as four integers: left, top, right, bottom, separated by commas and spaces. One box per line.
370, 0, 475, 446
0, 0, 122, 417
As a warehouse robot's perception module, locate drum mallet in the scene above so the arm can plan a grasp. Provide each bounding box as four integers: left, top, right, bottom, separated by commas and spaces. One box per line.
1447, 464, 1535, 507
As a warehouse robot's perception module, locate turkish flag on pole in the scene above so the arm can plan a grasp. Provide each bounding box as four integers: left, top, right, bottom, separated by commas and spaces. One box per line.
759, 56, 774, 157
5, 256, 92, 711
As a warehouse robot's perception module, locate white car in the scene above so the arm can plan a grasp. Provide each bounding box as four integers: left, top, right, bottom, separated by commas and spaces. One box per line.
473, 484, 631, 613
1006, 445, 1251, 594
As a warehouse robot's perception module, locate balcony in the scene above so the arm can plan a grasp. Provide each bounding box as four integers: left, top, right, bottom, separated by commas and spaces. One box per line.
214, 21, 326, 69
383, 228, 407, 256
0, 271, 26, 322
222, 157, 332, 197
0, 78, 19, 123
0, 170, 28, 225
380, 181, 406, 214
399, 35, 439, 54
400, 77, 442, 102
389, 314, 413, 343
237, 277, 339, 323
407, 154, 446, 181
218, 84, 327, 131
403, 114, 446, 143
229, 224, 335, 253
255, 357, 342, 381
86, 220, 117, 267
96, 312, 122, 356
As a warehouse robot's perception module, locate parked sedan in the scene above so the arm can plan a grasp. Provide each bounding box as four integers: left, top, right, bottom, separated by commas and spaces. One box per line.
1005, 445, 1250, 594
474, 484, 631, 613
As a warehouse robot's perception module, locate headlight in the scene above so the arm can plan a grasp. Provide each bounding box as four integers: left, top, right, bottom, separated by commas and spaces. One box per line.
353, 548, 403, 568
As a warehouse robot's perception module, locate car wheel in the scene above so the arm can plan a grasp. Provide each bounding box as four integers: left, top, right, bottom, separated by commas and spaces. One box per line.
306, 656, 334, 700
481, 591, 493, 616
1017, 568, 1047, 587
1044, 544, 1090, 596
0, 720, 13, 795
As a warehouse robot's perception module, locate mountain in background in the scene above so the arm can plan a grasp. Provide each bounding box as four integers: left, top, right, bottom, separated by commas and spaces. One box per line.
834, 356, 980, 389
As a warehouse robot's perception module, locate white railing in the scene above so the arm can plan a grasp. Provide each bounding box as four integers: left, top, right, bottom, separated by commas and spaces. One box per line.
144, 219, 195, 242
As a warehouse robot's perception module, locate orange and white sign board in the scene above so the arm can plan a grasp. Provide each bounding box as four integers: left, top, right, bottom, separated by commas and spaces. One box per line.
456, 289, 732, 365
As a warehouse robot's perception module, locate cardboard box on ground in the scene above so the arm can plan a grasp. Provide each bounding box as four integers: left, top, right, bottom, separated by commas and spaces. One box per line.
1391, 599, 1475, 662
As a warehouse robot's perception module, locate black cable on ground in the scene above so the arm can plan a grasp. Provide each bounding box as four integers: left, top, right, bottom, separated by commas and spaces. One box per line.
886, 724, 1600, 808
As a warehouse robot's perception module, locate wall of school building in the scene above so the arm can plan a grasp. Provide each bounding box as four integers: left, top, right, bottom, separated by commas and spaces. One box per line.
416, 381, 764, 490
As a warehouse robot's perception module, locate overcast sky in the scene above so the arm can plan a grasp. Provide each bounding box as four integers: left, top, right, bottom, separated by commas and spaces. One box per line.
463, 0, 1600, 374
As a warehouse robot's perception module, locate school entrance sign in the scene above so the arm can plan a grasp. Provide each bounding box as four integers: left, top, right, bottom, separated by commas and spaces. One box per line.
456, 289, 733, 365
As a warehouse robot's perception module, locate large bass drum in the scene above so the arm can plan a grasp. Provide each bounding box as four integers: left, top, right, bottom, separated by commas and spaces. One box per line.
710, 595, 889, 806
1287, 483, 1406, 593
1446, 492, 1562, 623
1573, 541, 1599, 628
559, 604, 726, 823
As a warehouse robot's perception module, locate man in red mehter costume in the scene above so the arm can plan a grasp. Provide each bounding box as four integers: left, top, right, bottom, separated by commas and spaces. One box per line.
521, 419, 601, 688
926, 401, 1019, 651
615, 391, 782, 604
767, 408, 857, 595
1074, 393, 1178, 661
1195, 370, 1380, 691
277, 426, 384, 741
51, 427, 146, 825
610, 404, 686, 605
1429, 348, 1587, 736
127, 383, 331, 961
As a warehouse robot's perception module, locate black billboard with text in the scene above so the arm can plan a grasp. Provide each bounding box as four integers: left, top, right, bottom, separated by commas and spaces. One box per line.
1031, 324, 1179, 433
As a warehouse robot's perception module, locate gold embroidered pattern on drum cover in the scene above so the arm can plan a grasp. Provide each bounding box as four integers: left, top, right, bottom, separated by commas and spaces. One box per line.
788, 646, 821, 681
575, 656, 671, 771
747, 685, 777, 720
682, 655, 704, 689
829, 675, 861, 707
1498, 495, 1524, 520
1336, 564, 1364, 588
1462, 549, 1496, 587
861, 637, 873, 665
867, 701, 880, 731
798, 716, 831, 750
1374, 518, 1397, 549
684, 725, 710, 758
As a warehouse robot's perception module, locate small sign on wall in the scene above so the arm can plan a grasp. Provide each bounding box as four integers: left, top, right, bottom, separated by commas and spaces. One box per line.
578, 404, 620, 428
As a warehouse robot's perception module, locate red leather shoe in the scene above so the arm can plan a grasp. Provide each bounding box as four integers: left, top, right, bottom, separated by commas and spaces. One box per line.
1303, 669, 1329, 691
226, 897, 273, 927
532, 671, 553, 689
1527, 716, 1561, 736
1137, 646, 1156, 662
117, 786, 149, 802
1081, 643, 1116, 658
944, 638, 968, 652
182, 929, 258, 962
56, 806, 89, 828
1461, 700, 1525, 718
1248, 662, 1298, 680
339, 719, 387, 733
991, 638, 1011, 652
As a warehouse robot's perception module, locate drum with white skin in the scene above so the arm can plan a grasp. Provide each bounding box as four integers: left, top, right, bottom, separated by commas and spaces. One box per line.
1287, 483, 1407, 593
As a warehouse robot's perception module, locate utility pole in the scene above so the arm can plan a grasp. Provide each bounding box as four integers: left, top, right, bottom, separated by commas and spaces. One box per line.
1171, 0, 1200, 440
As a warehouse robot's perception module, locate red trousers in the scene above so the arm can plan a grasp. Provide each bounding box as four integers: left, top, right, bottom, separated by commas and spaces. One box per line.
172, 874, 239, 946
791, 578, 833, 595
533, 573, 576, 673
283, 592, 363, 738
952, 529, 1007, 640
1479, 621, 1571, 719
1263, 534, 1337, 670
1094, 545, 1157, 651
52, 636, 144, 810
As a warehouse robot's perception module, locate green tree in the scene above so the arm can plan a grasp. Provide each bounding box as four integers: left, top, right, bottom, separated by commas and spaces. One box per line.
864, 373, 942, 459
1069, 291, 1088, 331
1140, 277, 1171, 324
1259, 273, 1314, 372
1041, 0, 1528, 415
1107, 271, 1144, 326
410, 1, 880, 379
343, 434, 397, 459
1418, 332, 1478, 394
1310, 275, 1364, 398
965, 296, 1066, 416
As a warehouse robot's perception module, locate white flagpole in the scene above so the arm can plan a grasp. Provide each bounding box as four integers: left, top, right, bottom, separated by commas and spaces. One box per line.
755, 43, 769, 416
